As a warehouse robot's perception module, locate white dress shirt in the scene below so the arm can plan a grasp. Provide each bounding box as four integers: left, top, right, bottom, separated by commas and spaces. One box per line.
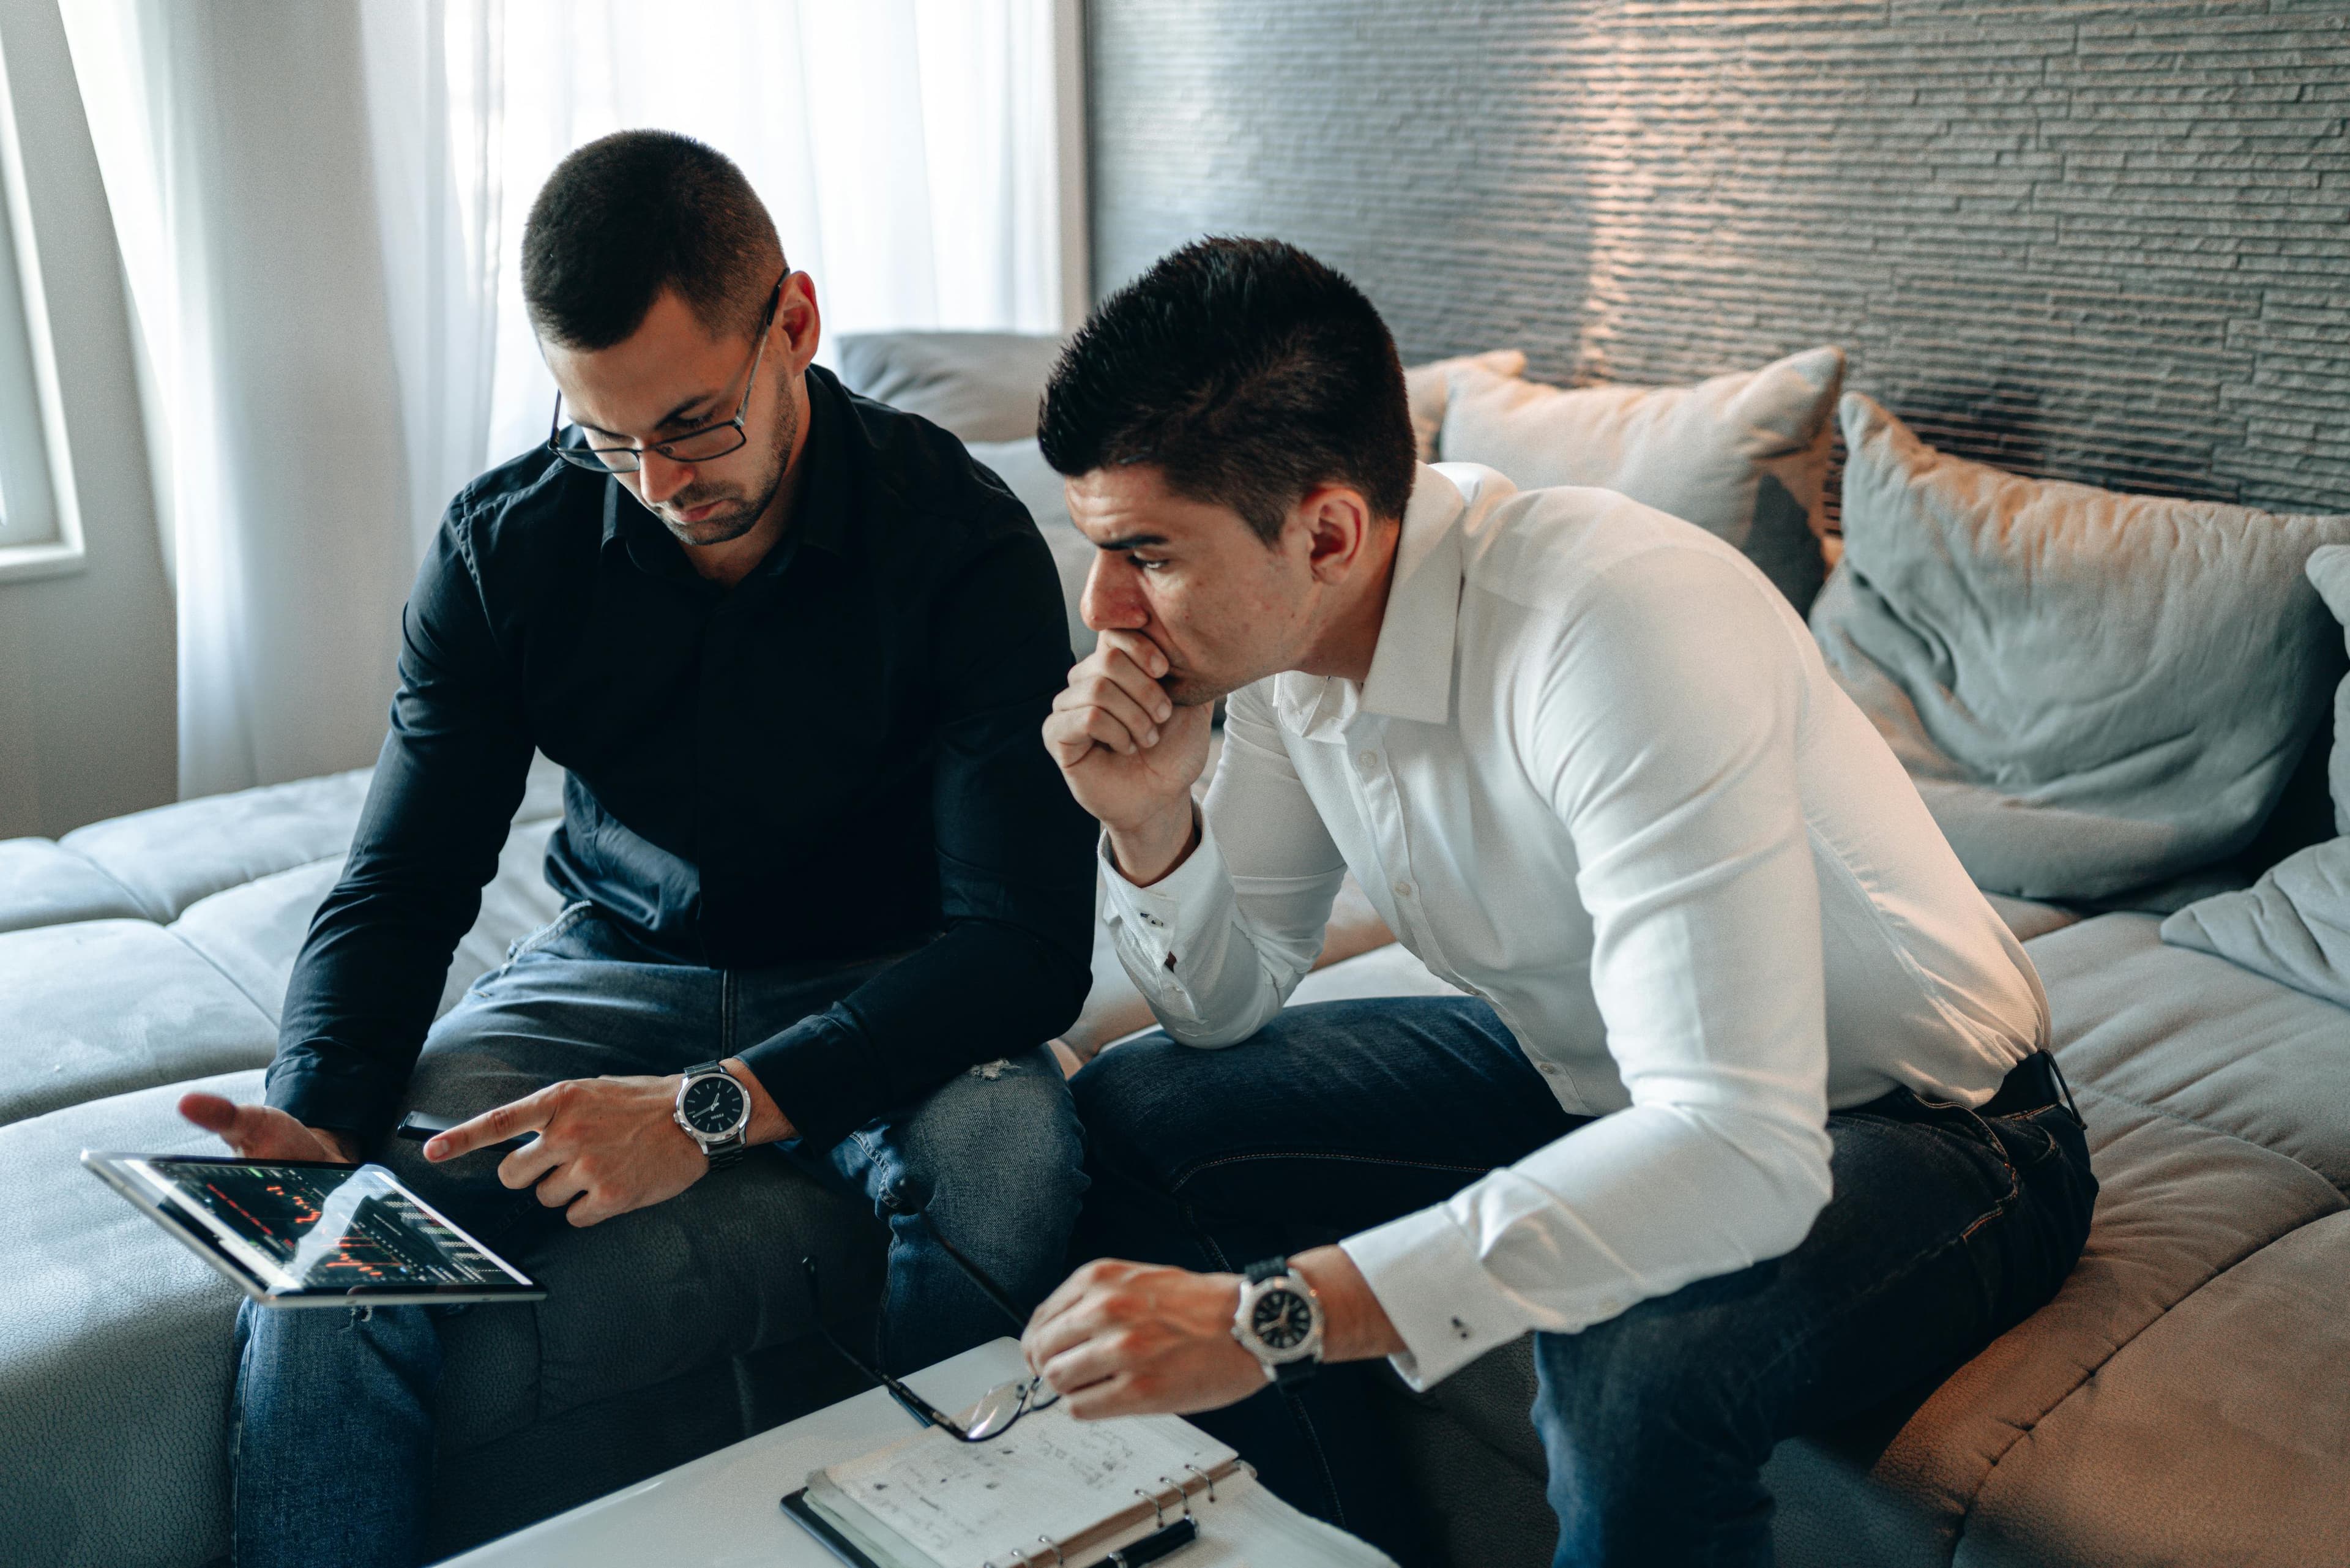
1099, 463, 2050, 1389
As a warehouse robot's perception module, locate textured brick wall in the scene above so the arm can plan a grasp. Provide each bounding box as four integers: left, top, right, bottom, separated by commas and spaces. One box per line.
1087, 0, 2350, 518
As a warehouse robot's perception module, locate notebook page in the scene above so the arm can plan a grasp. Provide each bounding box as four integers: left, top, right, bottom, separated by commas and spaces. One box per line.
821, 1403, 1237, 1568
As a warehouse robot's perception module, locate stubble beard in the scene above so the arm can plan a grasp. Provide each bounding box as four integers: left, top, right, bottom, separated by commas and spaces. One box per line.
659, 392, 799, 548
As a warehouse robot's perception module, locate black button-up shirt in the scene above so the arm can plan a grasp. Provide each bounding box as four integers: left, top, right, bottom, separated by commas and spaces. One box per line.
267, 367, 1097, 1147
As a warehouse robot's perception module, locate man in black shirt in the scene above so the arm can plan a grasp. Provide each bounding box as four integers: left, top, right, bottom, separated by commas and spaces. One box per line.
176, 131, 1097, 1568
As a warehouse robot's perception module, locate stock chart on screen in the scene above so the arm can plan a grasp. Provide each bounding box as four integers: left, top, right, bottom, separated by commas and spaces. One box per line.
135, 1161, 517, 1293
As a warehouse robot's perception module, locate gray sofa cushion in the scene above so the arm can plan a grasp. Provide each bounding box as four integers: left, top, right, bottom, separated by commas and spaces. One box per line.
834, 331, 1064, 442
1813, 394, 2350, 903
171, 818, 567, 1025
0, 838, 144, 933
1438, 347, 1844, 610
0, 920, 278, 1127
2039, 912, 2350, 1195
0, 1070, 264, 1567
56, 769, 378, 923
0, 1069, 887, 1568
1391, 913, 2350, 1567
54, 756, 566, 927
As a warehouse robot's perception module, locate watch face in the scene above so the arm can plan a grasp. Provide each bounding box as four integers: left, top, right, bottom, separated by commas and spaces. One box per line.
681, 1073, 747, 1136
1251, 1287, 1314, 1352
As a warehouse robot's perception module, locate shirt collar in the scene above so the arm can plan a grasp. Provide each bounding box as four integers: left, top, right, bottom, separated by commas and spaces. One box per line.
1273, 463, 1466, 735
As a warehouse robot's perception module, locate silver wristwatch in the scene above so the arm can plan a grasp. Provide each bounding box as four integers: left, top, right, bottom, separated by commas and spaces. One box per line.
1233, 1257, 1324, 1389
673, 1061, 752, 1170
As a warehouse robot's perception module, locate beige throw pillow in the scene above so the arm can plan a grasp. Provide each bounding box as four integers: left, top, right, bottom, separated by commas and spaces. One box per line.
1404, 349, 1526, 463
1438, 346, 1844, 610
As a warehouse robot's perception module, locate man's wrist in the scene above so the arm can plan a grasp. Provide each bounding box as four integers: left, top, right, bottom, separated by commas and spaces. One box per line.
1288, 1245, 1406, 1363
719, 1056, 796, 1144
1105, 799, 1201, 888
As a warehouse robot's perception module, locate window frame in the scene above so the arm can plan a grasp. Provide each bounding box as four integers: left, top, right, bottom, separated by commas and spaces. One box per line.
0, 20, 81, 583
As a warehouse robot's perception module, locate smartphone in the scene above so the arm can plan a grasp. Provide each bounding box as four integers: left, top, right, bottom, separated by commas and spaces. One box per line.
394, 1110, 534, 1154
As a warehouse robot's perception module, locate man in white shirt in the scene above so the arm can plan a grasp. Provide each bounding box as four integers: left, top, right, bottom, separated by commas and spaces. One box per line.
1017, 238, 2098, 1567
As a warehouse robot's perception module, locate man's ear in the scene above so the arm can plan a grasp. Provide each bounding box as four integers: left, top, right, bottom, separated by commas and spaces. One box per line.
778, 271, 821, 372
1297, 484, 1376, 583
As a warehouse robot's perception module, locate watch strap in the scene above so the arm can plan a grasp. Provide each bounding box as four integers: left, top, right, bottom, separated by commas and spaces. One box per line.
1244, 1256, 1291, 1285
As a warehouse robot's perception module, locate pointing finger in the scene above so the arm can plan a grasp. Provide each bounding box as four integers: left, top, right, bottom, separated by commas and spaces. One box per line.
427, 1088, 554, 1162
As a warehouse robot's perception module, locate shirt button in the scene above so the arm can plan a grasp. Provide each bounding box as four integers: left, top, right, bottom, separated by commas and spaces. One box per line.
1140, 914, 1165, 928
1537, 1062, 1561, 1077
1393, 880, 1414, 899
1357, 750, 1378, 768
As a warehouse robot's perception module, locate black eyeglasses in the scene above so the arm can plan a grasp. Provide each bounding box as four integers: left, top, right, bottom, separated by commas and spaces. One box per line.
801, 1201, 1060, 1444
545, 272, 787, 474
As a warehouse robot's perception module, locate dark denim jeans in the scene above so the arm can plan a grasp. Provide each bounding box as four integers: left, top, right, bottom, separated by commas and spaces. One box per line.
231, 907, 1085, 1568
1071, 996, 2097, 1568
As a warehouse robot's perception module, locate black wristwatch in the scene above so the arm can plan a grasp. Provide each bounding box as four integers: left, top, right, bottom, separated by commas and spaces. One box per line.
673, 1061, 752, 1170
1232, 1256, 1324, 1389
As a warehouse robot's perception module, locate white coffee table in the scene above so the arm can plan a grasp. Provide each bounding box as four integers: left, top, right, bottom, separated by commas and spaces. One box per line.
443, 1338, 1028, 1566
440, 1337, 1300, 1567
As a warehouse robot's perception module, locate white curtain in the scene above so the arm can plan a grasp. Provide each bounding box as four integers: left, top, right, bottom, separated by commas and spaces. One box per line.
365, 0, 1071, 557
65, 0, 1070, 797
62, 1, 416, 800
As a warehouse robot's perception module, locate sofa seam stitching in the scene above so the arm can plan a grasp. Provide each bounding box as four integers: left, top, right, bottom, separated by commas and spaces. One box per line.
159, 925, 285, 1031
1944, 1085, 2347, 1552
2062, 1076, 2350, 1201
52, 843, 166, 924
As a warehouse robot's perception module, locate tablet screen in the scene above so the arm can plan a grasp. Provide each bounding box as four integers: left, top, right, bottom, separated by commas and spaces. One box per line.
121, 1158, 535, 1297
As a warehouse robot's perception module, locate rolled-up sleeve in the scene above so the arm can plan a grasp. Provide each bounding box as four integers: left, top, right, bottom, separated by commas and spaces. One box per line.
1343, 548, 1836, 1389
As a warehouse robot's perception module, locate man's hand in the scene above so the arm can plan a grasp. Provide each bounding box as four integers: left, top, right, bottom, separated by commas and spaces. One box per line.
1023, 1260, 1269, 1418
1043, 630, 1212, 886
178, 1094, 359, 1164
1022, 1247, 1408, 1421
425, 1070, 741, 1228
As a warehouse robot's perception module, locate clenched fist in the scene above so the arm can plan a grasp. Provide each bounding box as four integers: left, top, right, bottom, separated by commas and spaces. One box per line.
1043, 629, 1212, 885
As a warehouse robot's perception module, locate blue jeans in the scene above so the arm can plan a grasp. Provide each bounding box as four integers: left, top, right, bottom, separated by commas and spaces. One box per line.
1070, 996, 2097, 1568
232, 907, 1085, 1568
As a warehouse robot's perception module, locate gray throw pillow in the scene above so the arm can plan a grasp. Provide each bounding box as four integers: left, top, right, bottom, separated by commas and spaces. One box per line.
1437, 347, 1843, 611
2161, 546, 2350, 1006
2324, 545, 2350, 838
966, 437, 1094, 660
2161, 838, 2350, 1008
835, 332, 1065, 443
1814, 395, 2350, 902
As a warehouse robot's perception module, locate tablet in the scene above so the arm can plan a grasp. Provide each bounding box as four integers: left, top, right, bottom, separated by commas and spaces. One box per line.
81, 1151, 545, 1307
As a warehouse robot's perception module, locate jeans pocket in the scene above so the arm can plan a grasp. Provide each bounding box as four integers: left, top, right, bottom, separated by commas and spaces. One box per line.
503, 900, 594, 966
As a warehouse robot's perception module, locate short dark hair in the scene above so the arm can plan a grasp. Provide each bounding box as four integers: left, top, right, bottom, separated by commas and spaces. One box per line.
1039, 237, 1414, 545
522, 129, 784, 351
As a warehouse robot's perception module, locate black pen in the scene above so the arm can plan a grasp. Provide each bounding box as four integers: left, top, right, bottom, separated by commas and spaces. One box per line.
1105, 1515, 1198, 1567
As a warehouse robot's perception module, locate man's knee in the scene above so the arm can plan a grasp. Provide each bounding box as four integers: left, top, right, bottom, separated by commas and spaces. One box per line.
237, 1300, 445, 1398
1069, 1032, 1226, 1191
895, 1050, 1087, 1246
